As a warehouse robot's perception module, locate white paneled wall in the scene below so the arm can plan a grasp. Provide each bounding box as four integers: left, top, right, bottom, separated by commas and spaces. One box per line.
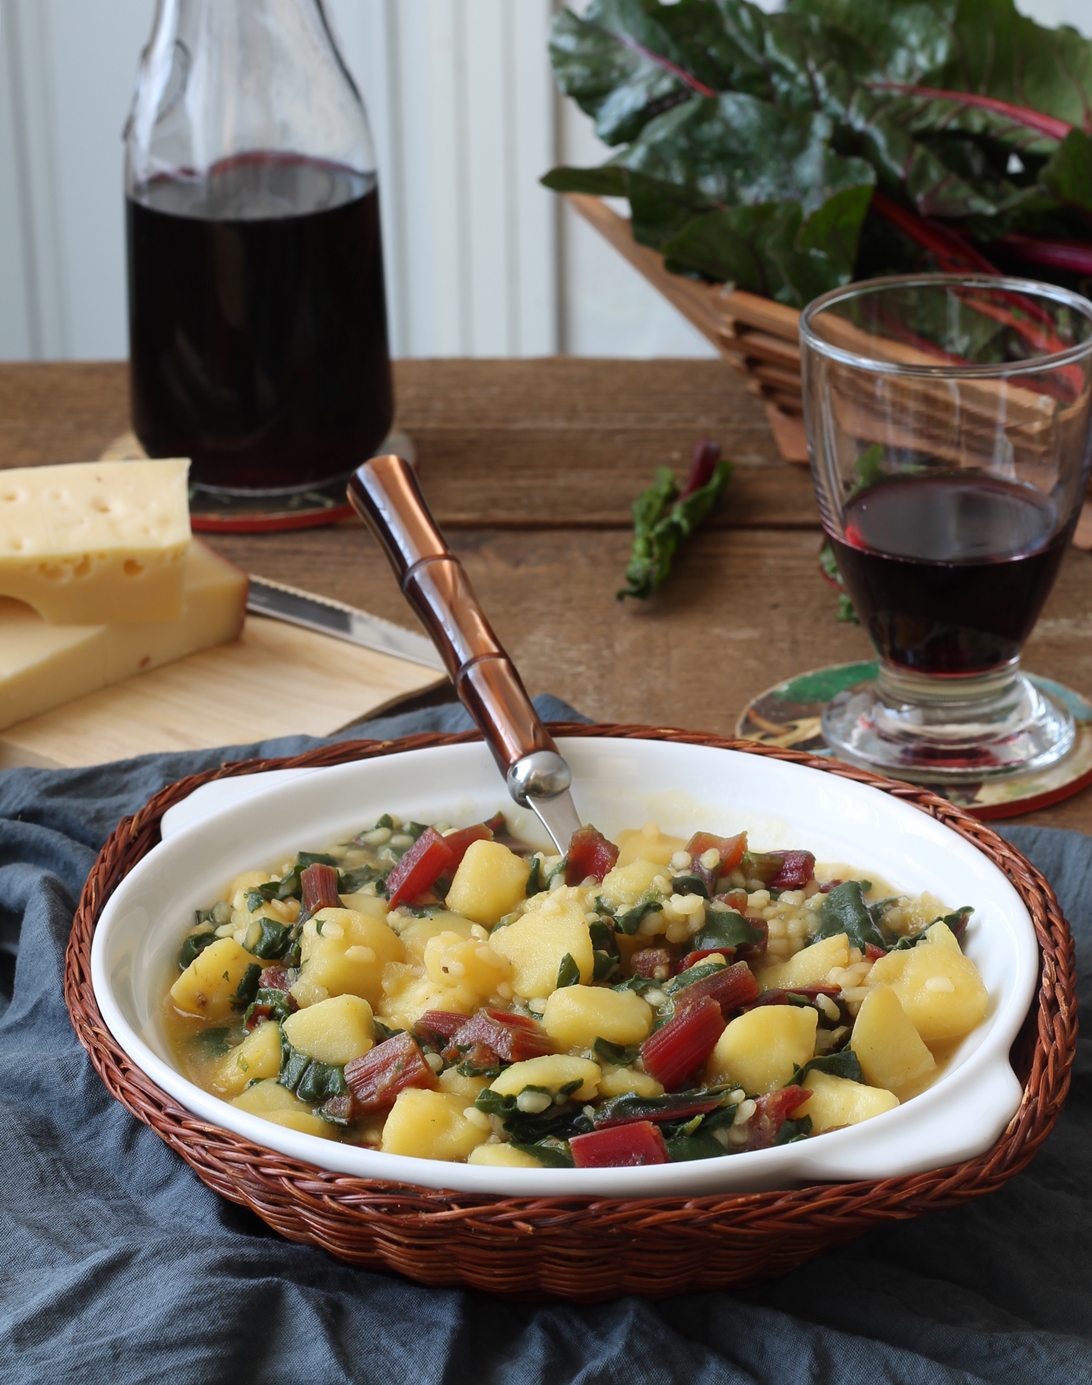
327, 0, 557, 357
0, 0, 556, 361
0, 0, 1089, 363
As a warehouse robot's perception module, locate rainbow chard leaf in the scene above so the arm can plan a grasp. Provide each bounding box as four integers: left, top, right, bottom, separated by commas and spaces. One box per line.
618, 439, 732, 600
546, 0, 1092, 302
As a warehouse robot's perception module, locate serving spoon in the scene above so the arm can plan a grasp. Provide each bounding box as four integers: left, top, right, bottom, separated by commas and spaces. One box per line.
347, 455, 582, 854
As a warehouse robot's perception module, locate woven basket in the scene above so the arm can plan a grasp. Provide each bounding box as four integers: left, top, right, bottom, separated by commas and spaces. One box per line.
568, 194, 808, 462
65, 724, 1076, 1302
569, 194, 1092, 547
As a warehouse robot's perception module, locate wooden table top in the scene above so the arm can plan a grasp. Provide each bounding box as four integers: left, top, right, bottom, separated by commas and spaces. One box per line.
3, 357, 1091, 832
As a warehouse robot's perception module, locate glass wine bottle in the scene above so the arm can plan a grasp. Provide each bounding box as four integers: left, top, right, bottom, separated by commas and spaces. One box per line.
125, 0, 393, 523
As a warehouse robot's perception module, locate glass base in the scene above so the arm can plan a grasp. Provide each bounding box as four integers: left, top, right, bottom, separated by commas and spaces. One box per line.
821, 661, 1076, 781
187, 427, 416, 533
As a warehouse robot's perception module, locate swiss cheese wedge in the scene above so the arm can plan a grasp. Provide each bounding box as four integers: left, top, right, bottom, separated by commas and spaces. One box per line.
0, 539, 246, 731
0, 459, 191, 622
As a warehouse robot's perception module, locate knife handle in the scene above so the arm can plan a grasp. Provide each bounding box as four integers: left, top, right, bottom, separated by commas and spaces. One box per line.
347, 456, 563, 785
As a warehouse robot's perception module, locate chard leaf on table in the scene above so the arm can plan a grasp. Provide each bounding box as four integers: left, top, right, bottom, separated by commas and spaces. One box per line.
618, 440, 732, 600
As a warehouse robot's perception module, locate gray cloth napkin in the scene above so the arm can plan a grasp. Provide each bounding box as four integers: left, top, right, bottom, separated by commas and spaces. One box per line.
1, 696, 1090, 1384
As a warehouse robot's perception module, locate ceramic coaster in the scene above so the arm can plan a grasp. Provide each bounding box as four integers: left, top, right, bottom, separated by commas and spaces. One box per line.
100, 428, 414, 533
737, 660, 1092, 819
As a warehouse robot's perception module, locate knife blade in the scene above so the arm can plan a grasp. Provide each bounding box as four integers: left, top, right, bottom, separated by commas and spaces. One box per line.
246, 575, 447, 672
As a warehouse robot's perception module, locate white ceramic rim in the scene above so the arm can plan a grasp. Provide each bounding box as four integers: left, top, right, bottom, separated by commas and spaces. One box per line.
90, 736, 1040, 1198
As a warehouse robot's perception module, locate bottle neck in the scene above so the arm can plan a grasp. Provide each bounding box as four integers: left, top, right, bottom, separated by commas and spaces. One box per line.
127, 0, 373, 192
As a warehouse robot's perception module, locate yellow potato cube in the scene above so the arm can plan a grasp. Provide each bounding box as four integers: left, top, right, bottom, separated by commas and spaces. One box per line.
377, 965, 478, 1032
796, 1069, 898, 1132
423, 932, 512, 998
445, 840, 532, 926
231, 1080, 337, 1139
399, 911, 477, 960
227, 869, 272, 902
467, 1143, 543, 1169
597, 1066, 664, 1099
231, 1078, 302, 1116
380, 1089, 490, 1161
598, 859, 664, 910
614, 824, 687, 868
211, 1021, 283, 1097
169, 937, 259, 1021
337, 892, 390, 922
542, 984, 653, 1050
263, 1110, 337, 1138
851, 984, 936, 1095
704, 1004, 818, 1095
488, 893, 594, 998
868, 941, 988, 1042
924, 920, 962, 952
297, 908, 406, 1007
281, 994, 374, 1065
489, 1054, 601, 1102
757, 933, 850, 990
438, 1068, 490, 1101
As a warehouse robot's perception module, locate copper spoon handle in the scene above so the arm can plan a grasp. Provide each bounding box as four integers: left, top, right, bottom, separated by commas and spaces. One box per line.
347, 456, 581, 850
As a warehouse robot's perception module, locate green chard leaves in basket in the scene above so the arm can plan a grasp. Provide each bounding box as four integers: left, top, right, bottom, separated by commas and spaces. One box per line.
619, 438, 732, 600
543, 0, 1092, 306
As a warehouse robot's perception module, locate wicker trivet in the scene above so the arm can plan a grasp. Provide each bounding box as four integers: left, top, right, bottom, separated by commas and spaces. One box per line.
65, 724, 1076, 1302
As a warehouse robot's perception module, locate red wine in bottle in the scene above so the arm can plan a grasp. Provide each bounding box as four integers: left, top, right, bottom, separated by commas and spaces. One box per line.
127, 154, 393, 492
828, 471, 1066, 675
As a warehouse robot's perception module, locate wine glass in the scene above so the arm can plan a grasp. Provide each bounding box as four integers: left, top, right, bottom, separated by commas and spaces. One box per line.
800, 273, 1092, 780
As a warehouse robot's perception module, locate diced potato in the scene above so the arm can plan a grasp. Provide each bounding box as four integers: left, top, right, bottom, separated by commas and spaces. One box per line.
490, 1054, 601, 1102
282, 994, 374, 1065
868, 941, 988, 1042
597, 1066, 664, 1099
757, 933, 850, 990
851, 984, 936, 1095
398, 911, 476, 960
614, 824, 687, 868
377, 964, 478, 1032
227, 869, 272, 903
296, 908, 407, 1007
337, 892, 390, 921
542, 984, 652, 1049
423, 932, 512, 998
598, 859, 664, 910
924, 920, 962, 952
468, 1143, 543, 1168
263, 1110, 337, 1139
489, 892, 594, 998
231, 1079, 337, 1139
445, 841, 532, 926
380, 1089, 490, 1161
231, 1078, 303, 1115
169, 937, 259, 1021
211, 1021, 283, 1097
704, 1004, 818, 1095
438, 1068, 490, 1102
796, 1070, 898, 1133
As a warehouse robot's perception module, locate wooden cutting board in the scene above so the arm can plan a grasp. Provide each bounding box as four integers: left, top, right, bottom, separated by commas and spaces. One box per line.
0, 615, 446, 769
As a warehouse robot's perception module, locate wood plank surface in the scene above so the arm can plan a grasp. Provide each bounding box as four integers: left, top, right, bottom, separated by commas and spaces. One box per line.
2, 358, 1091, 832
0, 359, 819, 528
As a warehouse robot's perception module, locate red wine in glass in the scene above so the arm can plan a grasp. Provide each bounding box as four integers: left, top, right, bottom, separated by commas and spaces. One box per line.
827, 471, 1067, 675
127, 154, 393, 493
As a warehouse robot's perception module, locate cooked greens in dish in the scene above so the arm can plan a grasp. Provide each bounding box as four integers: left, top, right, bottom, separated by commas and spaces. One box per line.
164, 813, 989, 1169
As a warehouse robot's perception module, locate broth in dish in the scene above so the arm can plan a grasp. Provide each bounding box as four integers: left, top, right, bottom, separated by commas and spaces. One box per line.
163, 813, 988, 1169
